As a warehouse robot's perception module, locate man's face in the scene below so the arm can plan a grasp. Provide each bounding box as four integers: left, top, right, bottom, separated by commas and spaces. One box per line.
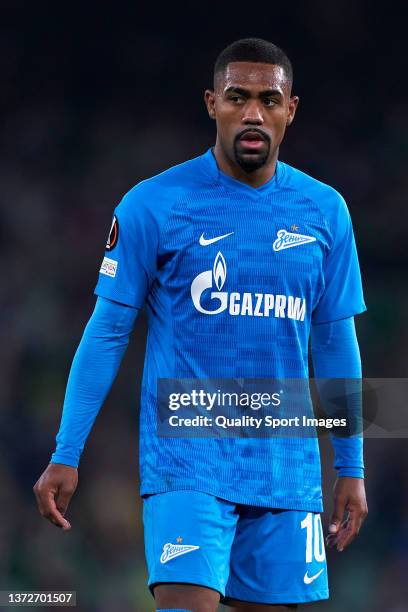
205, 62, 299, 173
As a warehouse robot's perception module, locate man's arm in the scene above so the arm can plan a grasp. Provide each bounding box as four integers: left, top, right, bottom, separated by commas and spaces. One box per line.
311, 316, 368, 551
33, 296, 139, 529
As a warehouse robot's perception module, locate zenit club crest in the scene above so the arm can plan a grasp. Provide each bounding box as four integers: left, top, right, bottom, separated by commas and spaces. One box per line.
160, 542, 200, 564
273, 229, 316, 251
106, 216, 119, 251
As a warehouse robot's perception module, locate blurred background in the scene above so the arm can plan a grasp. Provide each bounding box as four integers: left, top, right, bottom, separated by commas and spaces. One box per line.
1, 1, 407, 610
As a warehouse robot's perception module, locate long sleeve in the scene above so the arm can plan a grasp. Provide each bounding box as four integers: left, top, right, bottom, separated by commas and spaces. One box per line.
310, 316, 364, 478
50, 296, 139, 468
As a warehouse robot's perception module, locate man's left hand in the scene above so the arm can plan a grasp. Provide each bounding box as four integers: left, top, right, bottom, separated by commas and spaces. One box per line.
326, 477, 368, 552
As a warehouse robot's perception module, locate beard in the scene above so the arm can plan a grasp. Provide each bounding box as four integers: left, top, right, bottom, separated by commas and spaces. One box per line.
233, 135, 271, 173
234, 148, 269, 172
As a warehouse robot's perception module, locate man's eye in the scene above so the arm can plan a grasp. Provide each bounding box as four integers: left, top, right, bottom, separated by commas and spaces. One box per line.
264, 99, 276, 107
229, 96, 244, 103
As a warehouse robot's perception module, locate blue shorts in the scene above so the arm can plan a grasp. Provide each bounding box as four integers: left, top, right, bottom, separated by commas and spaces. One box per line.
143, 490, 329, 605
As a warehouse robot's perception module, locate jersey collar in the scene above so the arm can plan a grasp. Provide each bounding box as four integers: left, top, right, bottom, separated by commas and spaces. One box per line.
201, 146, 286, 196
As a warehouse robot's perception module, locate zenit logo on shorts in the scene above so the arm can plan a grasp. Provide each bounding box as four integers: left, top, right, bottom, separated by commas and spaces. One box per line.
160, 542, 200, 564
95, 147, 366, 512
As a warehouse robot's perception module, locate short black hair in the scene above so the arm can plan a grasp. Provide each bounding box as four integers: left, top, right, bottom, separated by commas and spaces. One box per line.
213, 37, 293, 89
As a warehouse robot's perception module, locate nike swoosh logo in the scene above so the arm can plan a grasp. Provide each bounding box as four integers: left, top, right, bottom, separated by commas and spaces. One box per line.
199, 231, 234, 246
304, 568, 324, 584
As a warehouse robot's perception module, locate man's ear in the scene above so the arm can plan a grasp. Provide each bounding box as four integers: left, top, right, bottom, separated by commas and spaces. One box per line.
204, 89, 216, 120
286, 95, 299, 126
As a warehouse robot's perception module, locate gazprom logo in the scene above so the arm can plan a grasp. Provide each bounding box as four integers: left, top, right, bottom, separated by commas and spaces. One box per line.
213, 251, 227, 290
191, 251, 228, 315
191, 252, 306, 320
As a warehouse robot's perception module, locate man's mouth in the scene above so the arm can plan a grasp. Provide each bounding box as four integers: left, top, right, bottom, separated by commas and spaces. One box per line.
238, 131, 267, 150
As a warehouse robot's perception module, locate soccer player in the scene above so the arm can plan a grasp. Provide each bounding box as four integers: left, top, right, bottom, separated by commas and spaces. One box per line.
33, 38, 368, 611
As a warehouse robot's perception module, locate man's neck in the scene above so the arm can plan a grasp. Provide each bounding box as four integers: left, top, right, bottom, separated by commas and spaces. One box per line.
212, 142, 278, 188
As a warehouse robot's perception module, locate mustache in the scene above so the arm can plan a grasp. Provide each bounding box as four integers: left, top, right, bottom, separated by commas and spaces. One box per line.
235, 128, 271, 144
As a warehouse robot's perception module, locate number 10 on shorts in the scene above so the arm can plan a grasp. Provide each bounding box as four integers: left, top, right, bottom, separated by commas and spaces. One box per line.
301, 513, 326, 563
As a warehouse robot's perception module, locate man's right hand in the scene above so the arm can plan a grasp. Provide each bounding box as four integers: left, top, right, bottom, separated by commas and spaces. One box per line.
33, 463, 78, 530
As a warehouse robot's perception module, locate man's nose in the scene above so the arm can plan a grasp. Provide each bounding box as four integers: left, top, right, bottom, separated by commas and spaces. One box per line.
242, 100, 264, 124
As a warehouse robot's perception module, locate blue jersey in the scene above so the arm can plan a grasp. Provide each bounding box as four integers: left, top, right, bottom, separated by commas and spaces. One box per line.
95, 147, 366, 512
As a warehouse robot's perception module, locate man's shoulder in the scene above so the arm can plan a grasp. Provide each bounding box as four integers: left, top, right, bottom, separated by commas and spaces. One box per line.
113, 151, 210, 225
281, 161, 347, 215
126, 152, 208, 201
